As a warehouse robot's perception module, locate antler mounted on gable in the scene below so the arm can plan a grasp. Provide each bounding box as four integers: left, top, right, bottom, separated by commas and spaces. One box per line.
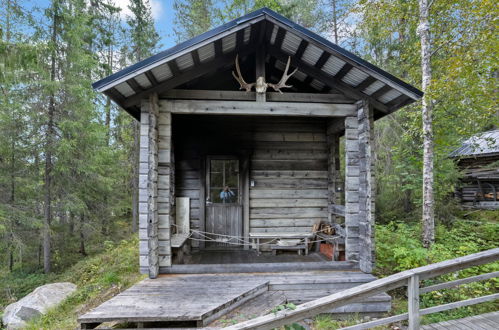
232, 55, 255, 92
232, 54, 297, 94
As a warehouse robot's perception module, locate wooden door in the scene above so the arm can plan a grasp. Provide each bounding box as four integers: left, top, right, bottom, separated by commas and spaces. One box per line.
205, 157, 243, 248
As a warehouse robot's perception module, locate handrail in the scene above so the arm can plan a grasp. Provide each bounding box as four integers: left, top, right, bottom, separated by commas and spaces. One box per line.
225, 248, 499, 330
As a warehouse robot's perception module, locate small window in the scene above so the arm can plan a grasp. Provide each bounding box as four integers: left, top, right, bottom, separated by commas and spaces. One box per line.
209, 159, 239, 203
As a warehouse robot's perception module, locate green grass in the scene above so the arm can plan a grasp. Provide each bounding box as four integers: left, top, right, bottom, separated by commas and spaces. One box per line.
1, 237, 144, 329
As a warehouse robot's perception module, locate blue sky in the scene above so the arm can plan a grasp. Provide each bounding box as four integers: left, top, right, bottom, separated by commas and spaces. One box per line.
25, 0, 179, 49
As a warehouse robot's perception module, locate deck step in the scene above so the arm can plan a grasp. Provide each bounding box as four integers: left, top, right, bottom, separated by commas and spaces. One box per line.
209, 291, 287, 327
160, 261, 358, 274
78, 276, 269, 329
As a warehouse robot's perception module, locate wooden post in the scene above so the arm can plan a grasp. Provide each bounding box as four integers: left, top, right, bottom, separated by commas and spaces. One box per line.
344, 100, 375, 272
326, 120, 340, 224
344, 116, 360, 262
147, 93, 160, 279
256, 45, 266, 102
408, 274, 420, 330
242, 154, 250, 250
157, 99, 173, 269
357, 100, 375, 273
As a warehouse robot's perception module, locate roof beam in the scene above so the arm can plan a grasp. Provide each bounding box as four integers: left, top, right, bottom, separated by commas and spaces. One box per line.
127, 79, 143, 93
294, 40, 308, 60
315, 52, 331, 69
160, 89, 355, 103
145, 71, 158, 85
168, 60, 181, 75
370, 84, 392, 100
274, 27, 286, 50
214, 39, 223, 57
355, 76, 377, 92
334, 63, 353, 80
267, 45, 390, 113
192, 50, 201, 66
123, 48, 255, 108
235, 28, 245, 52
164, 99, 357, 117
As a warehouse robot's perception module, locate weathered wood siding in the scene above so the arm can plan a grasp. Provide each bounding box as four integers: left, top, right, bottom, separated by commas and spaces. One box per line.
344, 100, 375, 273
173, 115, 329, 249
139, 97, 173, 276
249, 119, 329, 233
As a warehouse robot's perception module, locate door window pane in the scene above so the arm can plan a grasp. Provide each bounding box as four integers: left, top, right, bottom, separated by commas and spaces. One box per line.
210, 159, 239, 203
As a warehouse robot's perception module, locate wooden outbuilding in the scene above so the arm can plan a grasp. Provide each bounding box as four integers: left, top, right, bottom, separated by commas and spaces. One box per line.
93, 8, 423, 279
450, 129, 499, 209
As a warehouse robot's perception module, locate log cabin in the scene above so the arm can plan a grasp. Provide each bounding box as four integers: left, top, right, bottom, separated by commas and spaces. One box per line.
92, 8, 423, 279
450, 129, 499, 209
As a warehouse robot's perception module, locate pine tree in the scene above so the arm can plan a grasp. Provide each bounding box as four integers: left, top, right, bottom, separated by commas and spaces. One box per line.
126, 0, 160, 232
173, 0, 214, 42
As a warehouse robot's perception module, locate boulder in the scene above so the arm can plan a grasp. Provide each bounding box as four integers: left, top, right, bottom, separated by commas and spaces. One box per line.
2, 282, 77, 329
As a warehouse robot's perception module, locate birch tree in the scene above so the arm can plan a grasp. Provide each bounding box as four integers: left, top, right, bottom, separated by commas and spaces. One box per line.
418, 0, 434, 248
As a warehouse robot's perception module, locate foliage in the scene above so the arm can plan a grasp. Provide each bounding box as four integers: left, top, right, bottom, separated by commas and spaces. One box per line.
10, 238, 142, 329
375, 217, 499, 324
271, 302, 297, 314
0, 0, 155, 277
353, 0, 499, 227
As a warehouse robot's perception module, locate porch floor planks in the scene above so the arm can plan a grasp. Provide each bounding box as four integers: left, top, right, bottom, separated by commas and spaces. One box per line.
209, 291, 288, 327
79, 270, 391, 329
78, 276, 269, 327
421, 311, 499, 329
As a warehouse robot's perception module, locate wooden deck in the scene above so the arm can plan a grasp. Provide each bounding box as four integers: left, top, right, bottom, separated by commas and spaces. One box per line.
422, 311, 499, 329
78, 270, 390, 329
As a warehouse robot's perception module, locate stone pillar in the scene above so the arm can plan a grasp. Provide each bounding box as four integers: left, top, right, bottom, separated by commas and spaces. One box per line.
344, 100, 375, 273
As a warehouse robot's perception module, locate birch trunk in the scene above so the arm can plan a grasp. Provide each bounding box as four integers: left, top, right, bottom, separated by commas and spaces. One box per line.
418, 0, 434, 248
332, 0, 338, 44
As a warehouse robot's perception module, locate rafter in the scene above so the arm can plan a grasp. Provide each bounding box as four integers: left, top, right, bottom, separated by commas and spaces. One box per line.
267, 45, 390, 113
123, 48, 254, 108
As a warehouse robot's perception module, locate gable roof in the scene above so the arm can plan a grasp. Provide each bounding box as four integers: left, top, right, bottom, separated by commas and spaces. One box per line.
450, 130, 499, 158
93, 7, 423, 119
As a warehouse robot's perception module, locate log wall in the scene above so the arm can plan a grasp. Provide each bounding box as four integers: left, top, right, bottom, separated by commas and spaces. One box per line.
344, 100, 375, 273
172, 115, 330, 250
139, 96, 173, 276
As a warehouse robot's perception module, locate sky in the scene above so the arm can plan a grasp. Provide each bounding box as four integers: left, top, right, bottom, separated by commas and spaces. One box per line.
24, 0, 178, 49
112, 0, 177, 49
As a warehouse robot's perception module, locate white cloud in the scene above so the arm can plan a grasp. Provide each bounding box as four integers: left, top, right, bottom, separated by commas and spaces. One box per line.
113, 0, 163, 21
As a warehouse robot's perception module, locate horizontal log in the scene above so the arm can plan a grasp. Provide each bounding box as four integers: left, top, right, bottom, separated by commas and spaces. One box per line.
160, 89, 355, 103
250, 207, 327, 219
250, 218, 324, 227
251, 160, 327, 171
163, 100, 357, 117
250, 178, 328, 189
252, 149, 327, 161
252, 132, 326, 142
250, 198, 328, 208
249, 189, 328, 199
251, 171, 328, 179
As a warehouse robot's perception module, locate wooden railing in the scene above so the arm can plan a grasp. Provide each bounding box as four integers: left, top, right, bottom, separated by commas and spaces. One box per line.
225, 248, 499, 330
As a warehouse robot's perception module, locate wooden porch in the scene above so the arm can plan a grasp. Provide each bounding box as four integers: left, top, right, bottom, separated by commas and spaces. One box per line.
78, 270, 390, 329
